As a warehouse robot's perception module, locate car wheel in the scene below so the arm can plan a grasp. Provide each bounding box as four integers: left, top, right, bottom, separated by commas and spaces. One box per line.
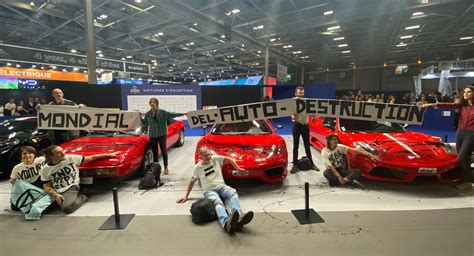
174, 130, 185, 147
139, 147, 154, 174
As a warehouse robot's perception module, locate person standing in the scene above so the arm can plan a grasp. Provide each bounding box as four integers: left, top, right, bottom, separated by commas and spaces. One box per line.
291, 86, 319, 173
24, 97, 36, 114
41, 145, 119, 213
176, 147, 254, 234
422, 85, 474, 190
142, 97, 185, 175
37, 88, 83, 145
4, 98, 16, 116
322, 134, 379, 187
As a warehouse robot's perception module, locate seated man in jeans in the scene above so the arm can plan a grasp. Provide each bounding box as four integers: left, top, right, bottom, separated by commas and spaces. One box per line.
177, 147, 254, 234
322, 134, 379, 186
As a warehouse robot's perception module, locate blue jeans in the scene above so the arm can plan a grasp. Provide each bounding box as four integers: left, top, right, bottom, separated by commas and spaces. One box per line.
204, 185, 241, 228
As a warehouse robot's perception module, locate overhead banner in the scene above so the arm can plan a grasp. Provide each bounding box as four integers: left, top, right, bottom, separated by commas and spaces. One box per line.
277, 63, 288, 82
0, 44, 150, 74
438, 58, 474, 71
0, 67, 88, 82
38, 105, 141, 131
186, 98, 426, 128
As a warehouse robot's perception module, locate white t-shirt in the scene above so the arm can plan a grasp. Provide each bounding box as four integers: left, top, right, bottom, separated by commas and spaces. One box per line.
40, 155, 84, 193
192, 155, 226, 190
4, 103, 16, 115
322, 144, 349, 169
10, 157, 46, 183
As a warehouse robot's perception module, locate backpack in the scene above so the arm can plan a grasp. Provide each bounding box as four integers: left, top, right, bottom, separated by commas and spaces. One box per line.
138, 162, 162, 190
297, 156, 312, 171
190, 198, 217, 224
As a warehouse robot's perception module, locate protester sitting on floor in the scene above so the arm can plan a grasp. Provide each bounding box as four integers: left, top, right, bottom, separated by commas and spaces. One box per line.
10, 146, 45, 187
41, 145, 119, 214
322, 134, 380, 187
176, 146, 254, 234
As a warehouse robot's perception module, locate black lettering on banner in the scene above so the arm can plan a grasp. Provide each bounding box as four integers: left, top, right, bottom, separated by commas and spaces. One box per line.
386, 105, 397, 119
409, 106, 425, 123
220, 107, 234, 122
306, 100, 317, 114
38, 113, 52, 127
351, 101, 363, 117
198, 115, 207, 125
79, 113, 91, 128
118, 114, 128, 128
340, 101, 351, 117
362, 103, 374, 118
262, 102, 278, 118
52, 113, 65, 128
105, 113, 120, 128
191, 116, 199, 126
328, 101, 339, 115
317, 100, 329, 115
66, 113, 78, 127
247, 104, 262, 118
296, 99, 306, 114
93, 113, 104, 128
205, 114, 216, 124
396, 105, 410, 121
374, 103, 386, 119
234, 106, 248, 121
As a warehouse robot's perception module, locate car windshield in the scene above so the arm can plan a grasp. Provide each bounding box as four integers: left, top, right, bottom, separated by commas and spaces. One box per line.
0, 119, 37, 135
339, 119, 405, 133
211, 120, 272, 135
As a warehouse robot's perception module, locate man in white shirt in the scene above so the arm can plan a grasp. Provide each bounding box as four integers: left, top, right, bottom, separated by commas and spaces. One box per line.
322, 134, 379, 186
4, 98, 16, 116
41, 145, 119, 214
177, 147, 254, 234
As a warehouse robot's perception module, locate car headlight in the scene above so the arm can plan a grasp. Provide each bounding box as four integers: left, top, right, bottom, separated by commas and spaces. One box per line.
441, 143, 456, 154
354, 141, 377, 154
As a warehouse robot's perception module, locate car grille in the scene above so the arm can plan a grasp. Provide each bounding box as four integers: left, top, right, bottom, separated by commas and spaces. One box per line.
369, 167, 407, 179
264, 167, 284, 177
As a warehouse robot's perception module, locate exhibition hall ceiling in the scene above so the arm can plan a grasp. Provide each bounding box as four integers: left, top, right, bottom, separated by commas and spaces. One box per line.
0, 0, 473, 80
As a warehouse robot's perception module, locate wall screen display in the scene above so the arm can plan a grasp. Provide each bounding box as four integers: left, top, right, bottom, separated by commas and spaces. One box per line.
0, 77, 19, 89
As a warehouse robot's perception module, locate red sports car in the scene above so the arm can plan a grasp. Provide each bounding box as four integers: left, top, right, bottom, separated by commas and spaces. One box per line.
61, 119, 185, 183
195, 120, 288, 183
309, 117, 459, 182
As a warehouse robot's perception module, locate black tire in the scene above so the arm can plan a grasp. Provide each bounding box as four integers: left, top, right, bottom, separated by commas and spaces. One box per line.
138, 147, 154, 174
174, 129, 185, 147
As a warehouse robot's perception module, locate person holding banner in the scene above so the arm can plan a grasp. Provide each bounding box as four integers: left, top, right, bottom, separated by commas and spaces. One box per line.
142, 98, 185, 175
322, 134, 379, 187
41, 145, 119, 214
422, 85, 474, 191
291, 86, 319, 173
37, 88, 83, 145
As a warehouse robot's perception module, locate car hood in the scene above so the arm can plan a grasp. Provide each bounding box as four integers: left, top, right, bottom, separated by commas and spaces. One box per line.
202, 132, 284, 147
344, 131, 454, 161
0, 132, 30, 148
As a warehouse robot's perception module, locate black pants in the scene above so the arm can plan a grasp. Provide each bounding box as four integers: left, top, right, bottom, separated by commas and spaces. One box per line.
323, 167, 362, 185
455, 129, 474, 182
150, 136, 168, 167
292, 123, 313, 165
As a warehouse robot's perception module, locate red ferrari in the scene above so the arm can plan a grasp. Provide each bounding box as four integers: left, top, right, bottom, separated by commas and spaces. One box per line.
196, 120, 288, 183
61, 119, 185, 183
309, 117, 459, 182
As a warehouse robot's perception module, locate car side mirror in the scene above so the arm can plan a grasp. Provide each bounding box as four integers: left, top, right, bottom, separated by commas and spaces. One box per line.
322, 123, 335, 130
276, 124, 283, 130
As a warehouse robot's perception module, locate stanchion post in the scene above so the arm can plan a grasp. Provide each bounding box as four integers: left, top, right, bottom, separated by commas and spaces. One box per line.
291, 182, 325, 225
113, 187, 120, 224
305, 182, 309, 217
98, 187, 135, 230
444, 135, 448, 143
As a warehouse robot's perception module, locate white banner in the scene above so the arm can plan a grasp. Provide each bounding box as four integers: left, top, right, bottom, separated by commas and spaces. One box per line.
438, 58, 474, 71
414, 75, 422, 97
38, 105, 141, 131
277, 63, 288, 82
186, 99, 427, 128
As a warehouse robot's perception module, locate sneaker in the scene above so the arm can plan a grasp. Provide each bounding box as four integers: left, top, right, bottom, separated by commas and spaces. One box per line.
290, 165, 299, 174
224, 212, 240, 234
455, 182, 473, 191
236, 211, 254, 231
311, 164, 320, 172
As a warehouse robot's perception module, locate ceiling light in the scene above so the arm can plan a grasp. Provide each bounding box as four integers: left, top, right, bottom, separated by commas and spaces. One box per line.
73, 67, 79, 71
327, 26, 340, 31
96, 50, 102, 53
282, 44, 293, 49
253, 25, 264, 30
270, 38, 276, 42
221, 35, 226, 38
460, 36, 473, 40
219, 39, 226, 43
16, 64, 21, 68
153, 63, 158, 66
158, 32, 164, 36
338, 44, 348, 47
134, 0, 142, 3
62, 68, 67, 72
292, 51, 302, 54
51, 66, 57, 69
383, 63, 387, 67
126, 56, 133, 58
324, 10, 334, 15
151, 60, 157, 62
70, 49, 77, 53
405, 25, 420, 30
98, 53, 104, 57
417, 60, 422, 64
396, 42, 407, 47
257, 50, 261, 53
30, 1, 35, 6
400, 35, 413, 39
193, 23, 198, 26
31, 65, 36, 68
6, 62, 11, 66
232, 9, 240, 14
412, 12, 424, 16
121, 57, 126, 60
334, 37, 344, 41
342, 50, 351, 53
